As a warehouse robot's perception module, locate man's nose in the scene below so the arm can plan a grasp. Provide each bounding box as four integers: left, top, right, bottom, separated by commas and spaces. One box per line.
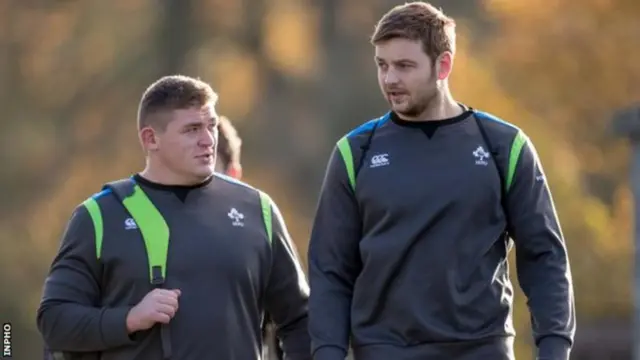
199, 129, 214, 147
384, 70, 399, 85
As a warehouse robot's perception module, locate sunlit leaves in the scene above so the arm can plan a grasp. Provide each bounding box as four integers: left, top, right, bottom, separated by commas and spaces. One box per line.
481, 0, 636, 351
263, 0, 319, 78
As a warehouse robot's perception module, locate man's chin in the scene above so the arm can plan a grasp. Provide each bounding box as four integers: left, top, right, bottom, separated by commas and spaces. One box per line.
392, 106, 416, 117
390, 101, 411, 113
192, 166, 214, 179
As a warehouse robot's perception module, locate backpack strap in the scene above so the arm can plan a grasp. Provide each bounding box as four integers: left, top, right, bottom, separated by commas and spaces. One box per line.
474, 115, 508, 198
474, 115, 512, 242
473, 112, 529, 239
102, 178, 172, 360
337, 115, 387, 193
473, 112, 529, 196
337, 136, 356, 191
258, 191, 274, 246
103, 179, 170, 285
337, 125, 380, 193
505, 131, 528, 193
82, 196, 104, 259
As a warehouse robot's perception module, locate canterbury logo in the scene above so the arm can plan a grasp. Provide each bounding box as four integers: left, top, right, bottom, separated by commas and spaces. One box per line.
370, 154, 389, 168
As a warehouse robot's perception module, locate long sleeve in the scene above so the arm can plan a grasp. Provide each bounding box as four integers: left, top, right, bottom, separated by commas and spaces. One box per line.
263, 197, 312, 360
36, 204, 135, 352
308, 144, 363, 360
505, 133, 576, 360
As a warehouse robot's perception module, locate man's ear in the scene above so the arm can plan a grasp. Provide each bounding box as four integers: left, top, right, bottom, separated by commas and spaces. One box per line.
435, 51, 454, 81
139, 126, 160, 151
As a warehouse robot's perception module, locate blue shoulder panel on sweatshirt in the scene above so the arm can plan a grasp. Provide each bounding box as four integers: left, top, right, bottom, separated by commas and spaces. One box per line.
346, 112, 391, 138
92, 188, 112, 200
214, 173, 257, 191
474, 110, 519, 131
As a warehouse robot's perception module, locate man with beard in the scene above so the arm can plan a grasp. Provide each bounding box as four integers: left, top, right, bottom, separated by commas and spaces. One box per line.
307, 2, 575, 360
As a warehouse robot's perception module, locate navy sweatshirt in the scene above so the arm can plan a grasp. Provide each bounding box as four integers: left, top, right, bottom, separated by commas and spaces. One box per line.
308, 108, 575, 360
37, 174, 311, 360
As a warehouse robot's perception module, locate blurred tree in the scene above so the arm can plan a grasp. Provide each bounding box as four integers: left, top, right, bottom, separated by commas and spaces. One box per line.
158, 0, 196, 73
484, 0, 640, 204
1, 0, 633, 359
0, 2, 158, 358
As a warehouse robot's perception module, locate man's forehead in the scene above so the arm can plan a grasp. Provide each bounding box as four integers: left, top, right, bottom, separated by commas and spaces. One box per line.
200, 103, 218, 119
171, 104, 218, 125
375, 38, 427, 61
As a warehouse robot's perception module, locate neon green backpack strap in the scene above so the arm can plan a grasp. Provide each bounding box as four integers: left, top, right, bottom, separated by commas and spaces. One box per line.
82, 196, 104, 259
80, 179, 173, 359
258, 191, 273, 246
336, 136, 356, 191
505, 130, 528, 193
103, 179, 170, 285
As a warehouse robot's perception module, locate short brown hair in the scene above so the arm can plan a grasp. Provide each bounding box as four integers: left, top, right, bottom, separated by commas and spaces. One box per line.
371, 2, 456, 62
137, 75, 218, 131
216, 116, 242, 170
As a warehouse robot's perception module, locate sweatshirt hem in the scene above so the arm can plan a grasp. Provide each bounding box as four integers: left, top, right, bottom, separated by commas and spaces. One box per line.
352, 336, 515, 360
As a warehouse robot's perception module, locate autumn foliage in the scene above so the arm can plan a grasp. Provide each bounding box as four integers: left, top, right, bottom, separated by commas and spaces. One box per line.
0, 0, 638, 358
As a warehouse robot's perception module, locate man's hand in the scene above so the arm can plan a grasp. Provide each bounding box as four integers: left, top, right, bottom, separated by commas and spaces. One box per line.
126, 289, 181, 333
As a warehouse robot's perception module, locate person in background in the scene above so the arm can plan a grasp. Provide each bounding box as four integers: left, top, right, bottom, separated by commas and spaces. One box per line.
213, 115, 283, 360
214, 115, 243, 179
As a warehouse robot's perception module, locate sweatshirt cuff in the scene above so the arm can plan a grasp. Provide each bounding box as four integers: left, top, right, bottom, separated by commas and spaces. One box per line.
313, 345, 347, 360
537, 336, 571, 360
100, 306, 135, 348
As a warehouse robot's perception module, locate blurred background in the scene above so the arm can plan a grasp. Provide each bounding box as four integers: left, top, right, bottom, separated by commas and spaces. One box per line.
1, 0, 639, 359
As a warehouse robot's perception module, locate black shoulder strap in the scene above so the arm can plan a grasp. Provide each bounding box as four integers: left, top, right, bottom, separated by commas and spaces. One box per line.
103, 178, 136, 201
354, 121, 381, 180
473, 113, 511, 236
474, 115, 507, 196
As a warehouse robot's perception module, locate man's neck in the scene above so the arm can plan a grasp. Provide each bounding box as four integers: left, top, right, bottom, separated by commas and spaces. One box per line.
401, 91, 463, 121
139, 164, 210, 187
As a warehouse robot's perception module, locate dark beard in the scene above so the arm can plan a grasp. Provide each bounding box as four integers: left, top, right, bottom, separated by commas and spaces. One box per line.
395, 89, 439, 118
